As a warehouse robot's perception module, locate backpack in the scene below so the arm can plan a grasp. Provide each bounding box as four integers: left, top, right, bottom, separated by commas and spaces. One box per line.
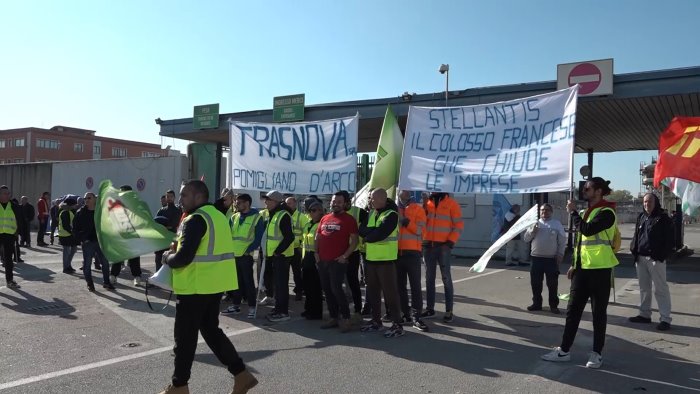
611, 225, 622, 253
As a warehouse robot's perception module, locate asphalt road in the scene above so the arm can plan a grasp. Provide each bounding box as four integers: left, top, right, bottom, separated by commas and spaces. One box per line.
1, 227, 699, 394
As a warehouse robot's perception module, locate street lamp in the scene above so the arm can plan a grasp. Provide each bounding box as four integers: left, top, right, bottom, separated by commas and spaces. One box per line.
439, 64, 449, 106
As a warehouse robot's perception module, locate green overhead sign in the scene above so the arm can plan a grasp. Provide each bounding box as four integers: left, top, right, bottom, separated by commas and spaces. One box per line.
193, 103, 220, 129
273, 94, 305, 122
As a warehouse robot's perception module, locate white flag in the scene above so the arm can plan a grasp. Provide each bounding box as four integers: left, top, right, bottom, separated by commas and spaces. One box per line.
470, 204, 539, 273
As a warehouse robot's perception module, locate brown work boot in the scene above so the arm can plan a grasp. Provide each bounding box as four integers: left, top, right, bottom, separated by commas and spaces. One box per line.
320, 318, 339, 329
231, 370, 258, 394
339, 318, 352, 333
158, 383, 189, 394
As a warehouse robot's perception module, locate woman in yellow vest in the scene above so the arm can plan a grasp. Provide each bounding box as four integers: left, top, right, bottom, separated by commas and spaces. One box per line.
542, 177, 618, 370
0, 185, 24, 289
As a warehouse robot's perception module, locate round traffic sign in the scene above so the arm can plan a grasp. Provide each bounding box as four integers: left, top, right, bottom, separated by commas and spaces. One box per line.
568, 62, 602, 95
136, 178, 146, 192
85, 177, 94, 190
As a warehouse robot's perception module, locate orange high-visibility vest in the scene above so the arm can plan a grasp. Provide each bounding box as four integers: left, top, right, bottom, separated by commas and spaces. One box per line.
424, 195, 463, 244
398, 202, 426, 252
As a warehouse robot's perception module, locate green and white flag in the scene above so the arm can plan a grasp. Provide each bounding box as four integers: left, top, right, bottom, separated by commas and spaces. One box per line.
95, 180, 175, 263
368, 105, 404, 199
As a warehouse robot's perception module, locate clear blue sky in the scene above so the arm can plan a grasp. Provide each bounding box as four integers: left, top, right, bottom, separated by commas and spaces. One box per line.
2, 0, 698, 195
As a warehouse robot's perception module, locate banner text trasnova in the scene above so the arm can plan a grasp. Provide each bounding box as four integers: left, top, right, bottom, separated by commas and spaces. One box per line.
229, 116, 359, 194
398, 86, 578, 194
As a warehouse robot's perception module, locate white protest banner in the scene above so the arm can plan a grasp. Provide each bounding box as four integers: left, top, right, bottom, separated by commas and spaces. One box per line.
398, 86, 578, 194
470, 204, 539, 273
229, 115, 359, 194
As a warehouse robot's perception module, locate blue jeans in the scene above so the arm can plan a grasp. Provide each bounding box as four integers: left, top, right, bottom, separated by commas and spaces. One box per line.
82, 241, 110, 285
63, 245, 78, 271
423, 244, 454, 312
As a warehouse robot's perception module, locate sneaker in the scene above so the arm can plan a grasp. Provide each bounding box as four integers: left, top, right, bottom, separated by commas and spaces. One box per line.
6, 281, 21, 289
412, 318, 429, 332
550, 307, 561, 314
221, 305, 241, 315
360, 321, 383, 332
103, 283, 115, 290
158, 383, 190, 394
87, 284, 96, 292
383, 323, 405, 338
267, 312, 290, 322
339, 318, 352, 333
420, 309, 436, 319
259, 296, 275, 306
133, 277, 142, 286
320, 319, 339, 329
232, 369, 258, 394
443, 311, 454, 323
657, 321, 671, 331
110, 275, 118, 285
541, 347, 571, 362
381, 313, 392, 323
527, 305, 543, 311
629, 315, 652, 323
585, 352, 603, 369
63, 268, 76, 274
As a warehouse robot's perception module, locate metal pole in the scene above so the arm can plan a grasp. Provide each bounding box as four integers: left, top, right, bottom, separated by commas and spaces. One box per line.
445, 70, 449, 106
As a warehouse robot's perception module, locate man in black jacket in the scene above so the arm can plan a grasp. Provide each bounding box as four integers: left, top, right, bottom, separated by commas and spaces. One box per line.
19, 196, 35, 247
74, 192, 113, 291
629, 192, 675, 331
0, 186, 26, 288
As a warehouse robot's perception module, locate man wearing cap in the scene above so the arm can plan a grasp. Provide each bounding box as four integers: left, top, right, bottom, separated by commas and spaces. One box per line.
222, 193, 264, 318
285, 196, 307, 301
0, 185, 25, 288
58, 197, 79, 274
263, 190, 295, 322
301, 198, 324, 320
215, 188, 235, 219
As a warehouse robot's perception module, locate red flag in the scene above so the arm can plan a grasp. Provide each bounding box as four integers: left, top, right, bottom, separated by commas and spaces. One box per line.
654, 117, 700, 187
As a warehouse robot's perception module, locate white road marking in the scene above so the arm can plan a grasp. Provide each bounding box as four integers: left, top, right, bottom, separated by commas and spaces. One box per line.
0, 326, 261, 390
598, 370, 700, 392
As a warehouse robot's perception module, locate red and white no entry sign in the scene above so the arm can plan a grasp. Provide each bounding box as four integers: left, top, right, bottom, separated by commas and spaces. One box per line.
557, 59, 613, 97
568, 63, 602, 95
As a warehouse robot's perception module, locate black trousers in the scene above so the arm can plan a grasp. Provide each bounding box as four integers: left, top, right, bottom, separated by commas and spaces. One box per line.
232, 255, 256, 307
397, 251, 423, 318
172, 293, 246, 387
270, 255, 291, 314
302, 252, 323, 317
346, 250, 363, 313
561, 268, 612, 355
110, 257, 142, 277
530, 256, 560, 308
318, 260, 350, 320
20, 223, 31, 246
0, 234, 15, 282
291, 248, 303, 295
50, 221, 58, 243
37, 218, 48, 245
